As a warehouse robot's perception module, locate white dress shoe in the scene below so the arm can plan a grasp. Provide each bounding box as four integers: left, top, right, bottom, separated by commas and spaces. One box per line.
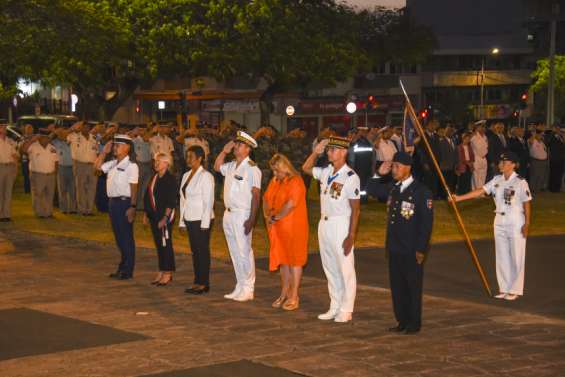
504, 294, 519, 301
233, 291, 254, 302
334, 312, 352, 323
495, 293, 507, 299
317, 310, 338, 321
224, 288, 241, 300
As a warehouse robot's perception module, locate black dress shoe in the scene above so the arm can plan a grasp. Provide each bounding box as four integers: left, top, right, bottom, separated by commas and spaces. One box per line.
109, 272, 121, 279
388, 325, 407, 332
404, 327, 421, 335
192, 286, 210, 295
117, 273, 132, 280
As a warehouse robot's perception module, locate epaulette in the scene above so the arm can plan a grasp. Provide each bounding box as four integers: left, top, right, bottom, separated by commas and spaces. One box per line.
517, 175, 525, 180
248, 160, 256, 167
347, 170, 355, 176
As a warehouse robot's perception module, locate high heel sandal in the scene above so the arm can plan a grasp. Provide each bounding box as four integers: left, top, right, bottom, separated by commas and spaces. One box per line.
282, 297, 300, 311
157, 275, 173, 286
272, 296, 286, 308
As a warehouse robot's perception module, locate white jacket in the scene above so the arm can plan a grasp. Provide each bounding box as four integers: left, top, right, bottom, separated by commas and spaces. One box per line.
179, 166, 215, 229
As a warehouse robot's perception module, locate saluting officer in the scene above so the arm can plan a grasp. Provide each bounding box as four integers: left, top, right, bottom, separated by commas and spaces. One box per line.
366, 151, 433, 334
22, 129, 59, 218
214, 131, 261, 302
453, 151, 531, 301
303, 136, 361, 323
95, 134, 139, 280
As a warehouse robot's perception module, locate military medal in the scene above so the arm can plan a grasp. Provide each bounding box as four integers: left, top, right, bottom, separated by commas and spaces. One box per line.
503, 187, 515, 205
400, 201, 415, 219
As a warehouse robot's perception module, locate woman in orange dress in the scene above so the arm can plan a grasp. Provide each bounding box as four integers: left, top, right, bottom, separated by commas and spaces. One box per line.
263, 153, 308, 311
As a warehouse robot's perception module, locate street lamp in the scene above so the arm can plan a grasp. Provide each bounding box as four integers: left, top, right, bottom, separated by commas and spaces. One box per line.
346, 102, 357, 114
480, 47, 501, 119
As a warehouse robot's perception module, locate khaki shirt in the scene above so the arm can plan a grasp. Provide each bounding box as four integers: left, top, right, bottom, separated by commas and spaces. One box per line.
28, 141, 59, 174
0, 137, 18, 164
67, 132, 98, 163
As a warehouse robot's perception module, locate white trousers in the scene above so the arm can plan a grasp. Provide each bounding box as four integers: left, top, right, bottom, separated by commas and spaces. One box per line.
223, 210, 255, 293
494, 221, 526, 296
472, 157, 487, 190
318, 217, 357, 313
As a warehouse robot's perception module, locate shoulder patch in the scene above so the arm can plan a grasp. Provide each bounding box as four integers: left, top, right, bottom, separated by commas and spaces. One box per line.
248, 160, 256, 167
347, 170, 355, 176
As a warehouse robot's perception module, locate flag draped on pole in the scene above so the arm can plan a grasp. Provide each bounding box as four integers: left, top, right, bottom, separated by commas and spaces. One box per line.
402, 103, 418, 150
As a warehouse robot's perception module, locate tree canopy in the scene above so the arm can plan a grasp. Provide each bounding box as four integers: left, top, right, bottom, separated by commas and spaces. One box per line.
1, 0, 436, 120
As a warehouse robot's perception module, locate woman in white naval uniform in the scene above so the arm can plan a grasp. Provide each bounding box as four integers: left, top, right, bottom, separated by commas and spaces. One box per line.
303, 136, 361, 323
453, 151, 532, 301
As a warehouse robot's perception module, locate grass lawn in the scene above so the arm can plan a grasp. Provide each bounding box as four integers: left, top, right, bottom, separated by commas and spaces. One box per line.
3, 179, 565, 261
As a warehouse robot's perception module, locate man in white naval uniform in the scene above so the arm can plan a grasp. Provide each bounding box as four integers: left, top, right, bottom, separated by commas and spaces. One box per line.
453, 151, 532, 301
303, 136, 361, 323
214, 131, 261, 302
470, 121, 489, 190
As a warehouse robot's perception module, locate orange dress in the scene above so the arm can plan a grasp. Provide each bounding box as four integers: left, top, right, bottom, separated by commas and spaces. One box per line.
264, 175, 308, 271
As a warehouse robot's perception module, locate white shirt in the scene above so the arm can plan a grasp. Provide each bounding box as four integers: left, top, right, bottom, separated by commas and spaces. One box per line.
529, 139, 548, 160
220, 156, 261, 212
149, 134, 174, 159
67, 132, 98, 163
179, 166, 215, 229
101, 156, 139, 198
483, 172, 531, 224
183, 137, 210, 159
471, 133, 488, 160
0, 136, 18, 164
313, 164, 360, 218
376, 139, 398, 162
397, 175, 414, 194
27, 141, 59, 174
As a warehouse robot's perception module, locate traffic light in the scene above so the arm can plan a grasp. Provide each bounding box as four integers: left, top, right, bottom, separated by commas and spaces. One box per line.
420, 109, 429, 119
519, 92, 528, 109
367, 94, 378, 110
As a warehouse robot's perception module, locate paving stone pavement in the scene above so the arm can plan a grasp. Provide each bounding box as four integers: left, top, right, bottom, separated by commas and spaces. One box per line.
0, 229, 564, 377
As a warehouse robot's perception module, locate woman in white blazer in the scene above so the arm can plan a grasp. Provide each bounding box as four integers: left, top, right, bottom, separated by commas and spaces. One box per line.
179, 145, 215, 294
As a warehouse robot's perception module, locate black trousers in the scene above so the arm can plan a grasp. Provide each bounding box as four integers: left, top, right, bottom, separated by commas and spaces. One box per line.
388, 253, 424, 330
109, 198, 136, 276
186, 220, 213, 287
438, 169, 456, 199
456, 170, 472, 195
149, 219, 176, 272
549, 160, 564, 192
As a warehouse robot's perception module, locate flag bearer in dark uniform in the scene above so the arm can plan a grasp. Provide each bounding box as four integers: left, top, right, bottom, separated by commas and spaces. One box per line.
95, 135, 139, 280
366, 151, 433, 334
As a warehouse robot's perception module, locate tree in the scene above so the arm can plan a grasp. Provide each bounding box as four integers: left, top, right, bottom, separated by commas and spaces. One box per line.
531, 56, 565, 120
0, 0, 131, 119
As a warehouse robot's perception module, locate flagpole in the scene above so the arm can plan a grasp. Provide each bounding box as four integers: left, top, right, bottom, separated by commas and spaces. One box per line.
399, 81, 493, 297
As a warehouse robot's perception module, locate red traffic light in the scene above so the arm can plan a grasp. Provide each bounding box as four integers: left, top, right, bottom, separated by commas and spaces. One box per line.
420, 110, 428, 118
368, 95, 375, 102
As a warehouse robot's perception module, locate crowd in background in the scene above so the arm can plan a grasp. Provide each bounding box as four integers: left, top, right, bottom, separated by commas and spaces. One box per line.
1, 117, 564, 221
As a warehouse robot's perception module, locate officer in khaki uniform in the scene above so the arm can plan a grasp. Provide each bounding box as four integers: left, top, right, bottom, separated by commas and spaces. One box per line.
23, 129, 59, 218
303, 136, 361, 323
67, 122, 98, 215
0, 124, 19, 221
149, 124, 175, 162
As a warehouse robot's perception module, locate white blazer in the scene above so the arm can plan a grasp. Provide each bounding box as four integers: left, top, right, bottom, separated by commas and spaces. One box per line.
179, 166, 215, 229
